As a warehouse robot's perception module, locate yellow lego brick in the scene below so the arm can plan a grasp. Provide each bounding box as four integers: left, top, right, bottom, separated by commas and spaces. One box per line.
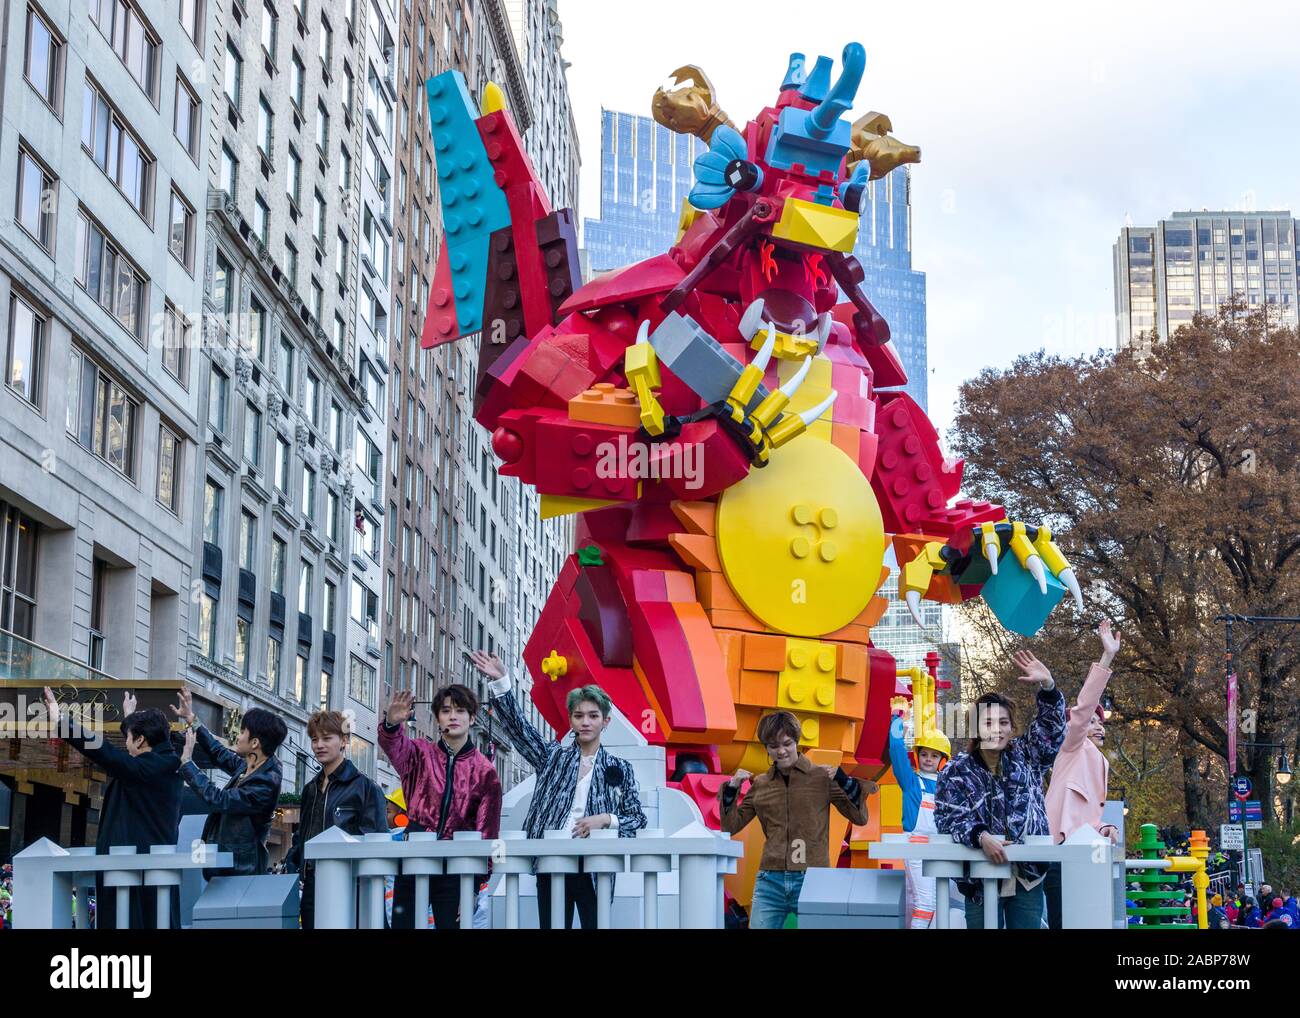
805, 748, 842, 768
770, 196, 860, 253
880, 782, 902, 829
539, 494, 622, 519
778, 638, 839, 715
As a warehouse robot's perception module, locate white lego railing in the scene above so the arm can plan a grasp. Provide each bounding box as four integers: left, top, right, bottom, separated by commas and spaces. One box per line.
12, 838, 233, 930
303, 823, 743, 929
868, 826, 1118, 929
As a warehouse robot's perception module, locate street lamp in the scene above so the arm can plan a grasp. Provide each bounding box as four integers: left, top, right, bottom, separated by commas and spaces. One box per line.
1275, 752, 1291, 786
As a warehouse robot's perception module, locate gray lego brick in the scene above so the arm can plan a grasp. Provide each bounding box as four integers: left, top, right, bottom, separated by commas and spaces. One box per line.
797, 867, 851, 915
191, 876, 255, 920
650, 312, 770, 410
848, 868, 907, 917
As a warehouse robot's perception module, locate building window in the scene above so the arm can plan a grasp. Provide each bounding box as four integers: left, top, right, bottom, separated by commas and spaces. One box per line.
327, 488, 340, 543
279, 336, 295, 395
5, 295, 45, 409
323, 579, 337, 633
330, 400, 343, 451
271, 536, 286, 594
244, 401, 262, 466
285, 239, 299, 288
339, 145, 352, 191
24, 5, 64, 111
180, 0, 204, 48
349, 655, 375, 709
320, 670, 331, 712
247, 297, 267, 361
313, 190, 326, 244
301, 464, 316, 521
157, 425, 181, 515
261, 3, 278, 58
299, 558, 313, 614
224, 39, 243, 110
258, 94, 273, 157
235, 618, 250, 679
81, 81, 155, 221
199, 593, 217, 657
74, 210, 147, 339
65, 361, 140, 478
162, 301, 189, 384
267, 635, 283, 690
290, 52, 305, 108
275, 434, 291, 491
335, 230, 349, 282
306, 371, 321, 426
168, 189, 195, 269
349, 732, 374, 776
350, 577, 378, 633
204, 480, 223, 543
90, 0, 160, 102
16, 145, 55, 252
174, 74, 200, 160
220, 143, 238, 198
254, 193, 270, 243
0, 505, 39, 638
316, 102, 329, 153
208, 365, 229, 433
240, 509, 257, 570
287, 147, 301, 205
319, 18, 333, 68
294, 653, 308, 706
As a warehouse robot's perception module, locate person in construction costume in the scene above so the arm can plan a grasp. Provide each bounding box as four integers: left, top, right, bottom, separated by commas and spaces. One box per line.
888, 714, 951, 928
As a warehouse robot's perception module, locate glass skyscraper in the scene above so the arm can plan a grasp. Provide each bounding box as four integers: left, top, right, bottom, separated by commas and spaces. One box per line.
1114, 211, 1298, 350
851, 165, 928, 412
583, 109, 706, 273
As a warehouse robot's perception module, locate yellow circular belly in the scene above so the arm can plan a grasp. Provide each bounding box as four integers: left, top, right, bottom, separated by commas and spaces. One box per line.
715, 433, 886, 636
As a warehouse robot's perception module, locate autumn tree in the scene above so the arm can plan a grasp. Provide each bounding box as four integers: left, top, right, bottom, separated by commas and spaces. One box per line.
948, 301, 1300, 830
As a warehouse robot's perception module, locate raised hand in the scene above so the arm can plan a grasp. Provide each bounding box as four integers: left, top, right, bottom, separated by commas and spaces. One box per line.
386, 688, 415, 727
727, 768, 753, 789
1011, 649, 1053, 690
466, 649, 506, 681
1099, 619, 1121, 665
170, 687, 195, 724
181, 727, 196, 764
122, 690, 137, 716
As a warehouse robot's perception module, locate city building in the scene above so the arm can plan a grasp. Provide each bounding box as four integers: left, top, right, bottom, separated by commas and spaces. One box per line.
385, 0, 577, 792
582, 109, 705, 274
851, 165, 928, 412
0, 0, 209, 847
185, 0, 398, 807
1114, 211, 1299, 350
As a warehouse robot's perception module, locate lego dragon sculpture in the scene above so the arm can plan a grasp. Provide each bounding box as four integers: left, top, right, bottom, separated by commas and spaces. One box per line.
421, 44, 1080, 884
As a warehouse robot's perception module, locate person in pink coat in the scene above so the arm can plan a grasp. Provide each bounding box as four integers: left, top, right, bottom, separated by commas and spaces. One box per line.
1044, 619, 1122, 929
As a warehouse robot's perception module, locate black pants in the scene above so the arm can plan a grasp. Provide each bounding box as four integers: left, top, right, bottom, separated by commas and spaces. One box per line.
428, 874, 484, 930
537, 860, 602, 929
1045, 861, 1063, 930
389, 875, 417, 929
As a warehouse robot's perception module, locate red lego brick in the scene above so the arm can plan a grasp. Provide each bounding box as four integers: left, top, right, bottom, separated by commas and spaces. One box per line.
421, 244, 460, 349
531, 415, 639, 500
681, 773, 731, 830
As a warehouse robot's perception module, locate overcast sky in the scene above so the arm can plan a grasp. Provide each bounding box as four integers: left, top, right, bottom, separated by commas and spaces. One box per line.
554, 0, 1300, 437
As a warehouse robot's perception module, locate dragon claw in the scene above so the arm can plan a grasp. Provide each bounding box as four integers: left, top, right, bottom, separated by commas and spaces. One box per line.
905, 589, 925, 629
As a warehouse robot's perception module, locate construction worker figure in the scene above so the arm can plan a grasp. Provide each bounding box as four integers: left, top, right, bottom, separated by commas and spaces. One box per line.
888, 714, 951, 928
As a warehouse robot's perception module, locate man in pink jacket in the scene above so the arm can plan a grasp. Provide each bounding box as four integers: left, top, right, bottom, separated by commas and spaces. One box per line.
1044, 619, 1121, 928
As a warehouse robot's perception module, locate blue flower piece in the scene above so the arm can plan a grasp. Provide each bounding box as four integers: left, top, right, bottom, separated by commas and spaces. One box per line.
688, 125, 761, 210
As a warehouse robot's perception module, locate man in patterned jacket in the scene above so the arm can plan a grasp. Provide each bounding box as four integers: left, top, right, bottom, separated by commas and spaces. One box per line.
468, 649, 646, 928
934, 649, 1067, 929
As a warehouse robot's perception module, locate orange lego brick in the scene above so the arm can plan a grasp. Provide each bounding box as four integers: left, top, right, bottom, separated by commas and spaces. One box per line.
823, 621, 872, 643
669, 499, 716, 536
742, 632, 787, 671
830, 421, 859, 461
695, 570, 744, 611
839, 644, 868, 683
661, 569, 697, 603
567, 382, 641, 427
667, 532, 722, 572
716, 629, 743, 700
734, 705, 761, 742
707, 607, 767, 633
672, 601, 738, 741
738, 668, 777, 706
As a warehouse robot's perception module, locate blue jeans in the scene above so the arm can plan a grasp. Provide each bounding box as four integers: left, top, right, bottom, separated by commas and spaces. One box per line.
750, 870, 805, 930
964, 879, 1045, 929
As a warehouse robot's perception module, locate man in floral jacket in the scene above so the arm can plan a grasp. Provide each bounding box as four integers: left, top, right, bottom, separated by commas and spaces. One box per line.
468, 649, 646, 929
935, 649, 1066, 929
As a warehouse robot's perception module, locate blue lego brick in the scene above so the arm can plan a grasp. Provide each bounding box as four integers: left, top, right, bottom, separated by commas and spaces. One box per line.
765, 105, 852, 177
982, 559, 1066, 637
425, 71, 512, 336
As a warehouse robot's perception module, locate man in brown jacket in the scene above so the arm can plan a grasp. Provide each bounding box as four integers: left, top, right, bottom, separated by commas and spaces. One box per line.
719, 711, 872, 929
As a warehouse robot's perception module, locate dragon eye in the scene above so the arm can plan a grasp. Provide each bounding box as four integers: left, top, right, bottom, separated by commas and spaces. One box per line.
724, 159, 761, 193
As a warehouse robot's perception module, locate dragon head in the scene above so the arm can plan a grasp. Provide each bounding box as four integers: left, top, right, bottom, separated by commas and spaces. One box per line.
660, 43, 920, 356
